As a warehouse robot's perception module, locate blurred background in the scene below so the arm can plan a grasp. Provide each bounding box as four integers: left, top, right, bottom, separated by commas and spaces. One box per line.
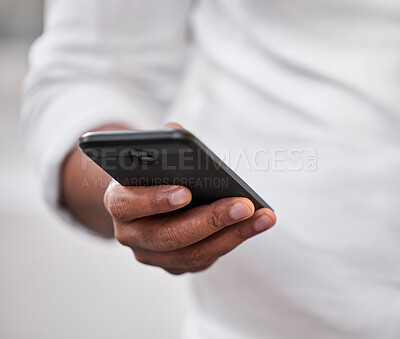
0, 1, 186, 338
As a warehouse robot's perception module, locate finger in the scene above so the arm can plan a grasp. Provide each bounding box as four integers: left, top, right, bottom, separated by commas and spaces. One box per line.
118, 197, 255, 251
133, 208, 276, 269
165, 122, 186, 130
163, 261, 216, 275
104, 181, 192, 221
130, 247, 217, 275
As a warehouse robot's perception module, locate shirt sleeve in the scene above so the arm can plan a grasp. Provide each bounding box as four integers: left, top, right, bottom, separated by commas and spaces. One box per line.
21, 0, 192, 224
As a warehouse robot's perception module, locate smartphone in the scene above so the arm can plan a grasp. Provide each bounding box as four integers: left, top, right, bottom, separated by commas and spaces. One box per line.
79, 129, 272, 210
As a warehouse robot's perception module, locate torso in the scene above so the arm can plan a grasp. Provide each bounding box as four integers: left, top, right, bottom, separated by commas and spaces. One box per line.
168, 1, 400, 337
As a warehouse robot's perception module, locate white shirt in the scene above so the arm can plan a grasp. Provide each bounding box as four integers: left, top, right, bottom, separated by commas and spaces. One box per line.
22, 1, 400, 338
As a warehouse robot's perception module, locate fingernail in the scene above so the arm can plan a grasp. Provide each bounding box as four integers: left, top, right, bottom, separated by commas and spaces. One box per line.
230, 202, 252, 220
169, 188, 191, 206
253, 215, 273, 233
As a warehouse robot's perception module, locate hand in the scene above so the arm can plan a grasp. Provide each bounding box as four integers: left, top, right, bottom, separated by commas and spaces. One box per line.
104, 181, 276, 274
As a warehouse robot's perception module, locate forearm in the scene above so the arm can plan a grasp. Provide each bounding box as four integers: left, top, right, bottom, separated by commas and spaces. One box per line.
61, 125, 129, 238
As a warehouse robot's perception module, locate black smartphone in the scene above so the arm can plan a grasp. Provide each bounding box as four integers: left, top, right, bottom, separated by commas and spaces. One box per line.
79, 129, 272, 210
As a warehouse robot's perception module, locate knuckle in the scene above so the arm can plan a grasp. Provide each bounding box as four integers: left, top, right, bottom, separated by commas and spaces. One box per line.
114, 227, 130, 246
185, 246, 211, 267
106, 190, 129, 221
146, 191, 162, 210
136, 226, 155, 249
234, 225, 248, 241
208, 205, 226, 230
157, 222, 183, 250
133, 251, 150, 265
